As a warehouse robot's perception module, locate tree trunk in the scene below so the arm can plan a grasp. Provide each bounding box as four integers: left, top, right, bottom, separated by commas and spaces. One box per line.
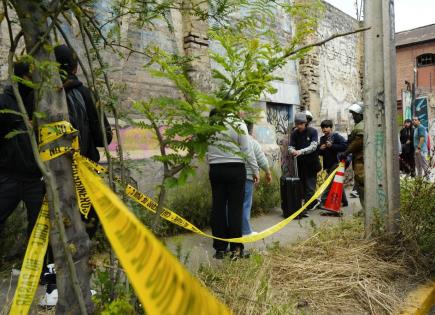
12, 0, 93, 313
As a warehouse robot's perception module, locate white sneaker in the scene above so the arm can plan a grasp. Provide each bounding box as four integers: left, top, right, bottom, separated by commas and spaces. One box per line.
350, 190, 359, 198
243, 231, 258, 237
39, 289, 58, 307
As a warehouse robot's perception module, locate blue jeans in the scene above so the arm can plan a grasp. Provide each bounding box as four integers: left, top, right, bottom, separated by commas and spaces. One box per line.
242, 179, 254, 235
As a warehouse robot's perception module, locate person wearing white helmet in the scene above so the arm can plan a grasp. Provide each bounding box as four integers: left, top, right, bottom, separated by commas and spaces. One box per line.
339, 103, 365, 208
305, 110, 313, 125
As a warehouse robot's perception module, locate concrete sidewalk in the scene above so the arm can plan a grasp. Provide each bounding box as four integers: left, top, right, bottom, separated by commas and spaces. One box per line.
164, 189, 362, 272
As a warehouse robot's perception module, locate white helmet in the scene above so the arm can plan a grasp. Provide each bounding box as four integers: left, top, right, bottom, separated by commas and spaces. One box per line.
305, 110, 313, 119
348, 103, 363, 115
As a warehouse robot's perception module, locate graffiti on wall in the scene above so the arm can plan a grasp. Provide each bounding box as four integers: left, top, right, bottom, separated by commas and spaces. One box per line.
415, 97, 429, 129
266, 102, 293, 136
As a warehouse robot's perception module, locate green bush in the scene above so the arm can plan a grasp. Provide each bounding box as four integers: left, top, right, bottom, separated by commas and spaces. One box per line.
132, 168, 281, 237
252, 169, 280, 215
400, 177, 435, 270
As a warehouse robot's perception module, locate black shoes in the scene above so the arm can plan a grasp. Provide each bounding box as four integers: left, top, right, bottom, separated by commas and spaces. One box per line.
213, 250, 226, 260
213, 249, 250, 260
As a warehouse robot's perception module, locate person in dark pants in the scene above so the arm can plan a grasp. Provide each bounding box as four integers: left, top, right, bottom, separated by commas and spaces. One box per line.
289, 112, 321, 217
54, 45, 113, 238
339, 103, 365, 208
318, 119, 348, 208
207, 110, 259, 260
399, 119, 415, 176
0, 62, 45, 239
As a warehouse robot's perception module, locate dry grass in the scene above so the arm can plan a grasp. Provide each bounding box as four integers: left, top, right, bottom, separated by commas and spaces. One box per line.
198, 218, 428, 315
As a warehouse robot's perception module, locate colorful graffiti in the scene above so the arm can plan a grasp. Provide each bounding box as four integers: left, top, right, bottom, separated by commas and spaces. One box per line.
107, 127, 160, 159
415, 97, 429, 129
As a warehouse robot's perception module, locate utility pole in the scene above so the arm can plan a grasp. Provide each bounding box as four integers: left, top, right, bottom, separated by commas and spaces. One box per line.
363, 0, 400, 236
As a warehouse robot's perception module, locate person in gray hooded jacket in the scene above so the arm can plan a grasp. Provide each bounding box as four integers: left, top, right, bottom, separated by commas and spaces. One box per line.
207, 110, 259, 260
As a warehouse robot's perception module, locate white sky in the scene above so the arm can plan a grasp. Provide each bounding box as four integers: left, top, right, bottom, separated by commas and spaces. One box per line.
323, 0, 435, 32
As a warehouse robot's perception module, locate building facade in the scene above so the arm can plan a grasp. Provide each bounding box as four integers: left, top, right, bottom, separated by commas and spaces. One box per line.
396, 23, 435, 139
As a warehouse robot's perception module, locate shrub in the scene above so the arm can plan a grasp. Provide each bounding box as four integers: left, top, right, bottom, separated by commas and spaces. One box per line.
252, 169, 280, 215
132, 167, 281, 237
400, 177, 435, 270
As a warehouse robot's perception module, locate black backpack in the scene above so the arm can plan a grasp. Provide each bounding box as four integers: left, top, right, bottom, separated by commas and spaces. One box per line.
65, 88, 90, 156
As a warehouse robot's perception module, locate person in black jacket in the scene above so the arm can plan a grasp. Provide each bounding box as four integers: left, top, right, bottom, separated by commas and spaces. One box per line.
318, 119, 348, 208
54, 45, 112, 162
289, 112, 321, 217
399, 119, 415, 176
54, 45, 113, 237
0, 62, 45, 238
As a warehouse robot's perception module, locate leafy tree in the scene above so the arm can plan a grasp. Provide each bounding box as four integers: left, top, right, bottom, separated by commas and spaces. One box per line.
134, 0, 325, 224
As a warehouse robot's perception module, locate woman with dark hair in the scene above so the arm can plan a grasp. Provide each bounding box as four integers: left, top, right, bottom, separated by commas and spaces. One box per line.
399, 119, 415, 176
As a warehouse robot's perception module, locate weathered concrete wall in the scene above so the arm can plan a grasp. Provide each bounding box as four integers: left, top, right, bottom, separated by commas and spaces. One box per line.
298, 1, 364, 131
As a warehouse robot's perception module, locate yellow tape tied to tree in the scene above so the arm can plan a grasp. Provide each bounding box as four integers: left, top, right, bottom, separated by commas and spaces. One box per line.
10, 120, 339, 314
76, 154, 232, 314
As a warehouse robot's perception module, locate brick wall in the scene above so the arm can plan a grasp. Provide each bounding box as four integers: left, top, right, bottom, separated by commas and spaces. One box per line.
396, 41, 435, 100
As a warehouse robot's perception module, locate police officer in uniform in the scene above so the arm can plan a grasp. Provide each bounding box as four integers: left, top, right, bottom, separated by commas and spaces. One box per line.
339, 103, 364, 208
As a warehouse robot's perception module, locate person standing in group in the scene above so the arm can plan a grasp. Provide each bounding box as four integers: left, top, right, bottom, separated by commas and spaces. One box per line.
54, 45, 113, 237
207, 110, 259, 260
339, 103, 364, 208
317, 119, 348, 208
289, 112, 321, 217
243, 121, 272, 236
399, 119, 415, 176
412, 116, 429, 178
0, 62, 44, 239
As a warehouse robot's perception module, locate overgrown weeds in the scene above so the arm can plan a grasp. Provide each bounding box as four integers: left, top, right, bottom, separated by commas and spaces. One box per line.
133, 166, 280, 237
400, 177, 435, 272
198, 218, 428, 315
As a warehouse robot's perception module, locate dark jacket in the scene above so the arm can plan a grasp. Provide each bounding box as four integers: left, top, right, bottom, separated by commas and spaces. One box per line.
318, 132, 347, 170
399, 126, 414, 155
0, 86, 41, 178
289, 126, 321, 174
63, 74, 112, 162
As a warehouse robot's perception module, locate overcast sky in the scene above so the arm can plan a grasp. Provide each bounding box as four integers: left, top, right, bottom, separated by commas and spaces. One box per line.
323, 0, 435, 32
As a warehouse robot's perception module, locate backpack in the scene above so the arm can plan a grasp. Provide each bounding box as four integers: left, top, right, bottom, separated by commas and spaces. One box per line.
65, 88, 90, 156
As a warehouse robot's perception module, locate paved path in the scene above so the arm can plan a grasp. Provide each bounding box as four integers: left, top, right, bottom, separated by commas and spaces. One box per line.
164, 188, 361, 272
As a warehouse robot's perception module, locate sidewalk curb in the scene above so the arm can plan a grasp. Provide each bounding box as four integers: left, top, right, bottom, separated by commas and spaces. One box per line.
398, 281, 435, 315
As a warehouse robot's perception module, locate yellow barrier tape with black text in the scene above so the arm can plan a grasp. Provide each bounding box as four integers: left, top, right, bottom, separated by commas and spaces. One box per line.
77, 150, 338, 243
38, 120, 339, 242
76, 154, 232, 315
9, 200, 50, 314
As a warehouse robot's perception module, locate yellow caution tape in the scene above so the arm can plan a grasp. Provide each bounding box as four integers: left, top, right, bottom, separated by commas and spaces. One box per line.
75, 154, 232, 315
9, 200, 50, 314
38, 120, 339, 243
72, 158, 92, 218
38, 121, 77, 148
126, 170, 337, 243
76, 140, 339, 243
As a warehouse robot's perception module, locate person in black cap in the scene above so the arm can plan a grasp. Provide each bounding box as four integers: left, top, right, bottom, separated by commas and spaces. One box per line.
54, 44, 112, 162
0, 62, 45, 240
289, 112, 321, 217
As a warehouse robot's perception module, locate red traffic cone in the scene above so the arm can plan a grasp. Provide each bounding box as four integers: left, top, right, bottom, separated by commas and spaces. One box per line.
323, 161, 346, 214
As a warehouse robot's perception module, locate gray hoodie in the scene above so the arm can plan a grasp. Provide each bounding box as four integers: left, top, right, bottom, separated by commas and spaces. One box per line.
246, 137, 269, 180
207, 118, 259, 176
